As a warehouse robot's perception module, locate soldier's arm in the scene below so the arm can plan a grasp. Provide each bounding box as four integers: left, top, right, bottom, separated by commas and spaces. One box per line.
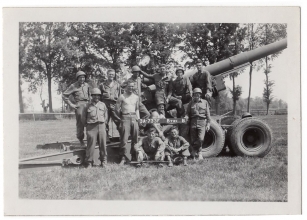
156, 138, 166, 154
185, 102, 191, 119
206, 101, 211, 124
140, 70, 154, 79
205, 71, 213, 96
167, 80, 173, 99
115, 95, 123, 116
186, 77, 193, 97
134, 139, 144, 152
62, 84, 76, 107
164, 139, 175, 152
179, 136, 190, 150
103, 103, 108, 122
136, 98, 140, 120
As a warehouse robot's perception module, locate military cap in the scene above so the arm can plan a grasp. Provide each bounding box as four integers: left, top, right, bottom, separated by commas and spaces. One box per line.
91, 88, 102, 95
76, 71, 86, 79
193, 88, 202, 94
196, 59, 203, 64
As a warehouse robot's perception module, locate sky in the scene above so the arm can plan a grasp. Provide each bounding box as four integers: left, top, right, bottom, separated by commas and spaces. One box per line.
21, 39, 289, 112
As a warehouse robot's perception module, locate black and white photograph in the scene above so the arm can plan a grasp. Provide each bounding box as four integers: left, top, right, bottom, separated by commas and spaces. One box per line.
3, 7, 301, 215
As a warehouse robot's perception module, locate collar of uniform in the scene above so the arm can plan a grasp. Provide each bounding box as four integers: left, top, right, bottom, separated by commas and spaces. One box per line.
192, 99, 203, 104
174, 77, 183, 81
104, 80, 117, 87
90, 101, 101, 107
76, 81, 87, 87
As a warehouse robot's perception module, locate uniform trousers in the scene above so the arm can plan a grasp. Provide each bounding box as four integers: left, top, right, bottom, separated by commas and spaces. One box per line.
190, 118, 207, 154
75, 101, 88, 141
136, 150, 165, 162
119, 114, 139, 156
86, 122, 107, 163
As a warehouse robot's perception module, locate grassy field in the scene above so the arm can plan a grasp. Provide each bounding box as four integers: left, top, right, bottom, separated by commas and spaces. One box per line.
19, 115, 288, 201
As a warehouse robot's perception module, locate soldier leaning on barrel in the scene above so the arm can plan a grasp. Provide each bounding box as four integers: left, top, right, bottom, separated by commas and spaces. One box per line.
164, 126, 190, 167
99, 69, 121, 142
121, 65, 150, 120
84, 88, 108, 168
62, 71, 93, 148
115, 81, 140, 165
134, 126, 165, 168
185, 88, 211, 160
169, 66, 193, 105
139, 64, 185, 118
190, 59, 213, 105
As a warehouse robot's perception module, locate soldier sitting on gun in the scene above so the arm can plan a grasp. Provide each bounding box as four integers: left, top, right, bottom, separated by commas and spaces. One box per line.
190, 59, 213, 105
134, 126, 166, 168
139, 64, 185, 118
84, 88, 108, 168
185, 88, 211, 160
99, 69, 121, 142
62, 71, 92, 148
169, 66, 192, 105
164, 126, 190, 167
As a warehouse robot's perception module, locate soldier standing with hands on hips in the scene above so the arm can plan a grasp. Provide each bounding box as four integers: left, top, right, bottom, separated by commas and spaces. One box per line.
84, 88, 108, 168
115, 81, 140, 165
62, 71, 91, 148
185, 88, 211, 160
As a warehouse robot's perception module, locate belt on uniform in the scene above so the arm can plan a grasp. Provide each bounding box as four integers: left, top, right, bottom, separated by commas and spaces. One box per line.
122, 112, 136, 115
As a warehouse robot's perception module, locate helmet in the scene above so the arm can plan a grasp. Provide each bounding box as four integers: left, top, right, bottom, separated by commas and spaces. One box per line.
242, 112, 252, 119
193, 88, 202, 94
76, 71, 86, 79
91, 88, 102, 95
131, 65, 141, 72
175, 67, 185, 75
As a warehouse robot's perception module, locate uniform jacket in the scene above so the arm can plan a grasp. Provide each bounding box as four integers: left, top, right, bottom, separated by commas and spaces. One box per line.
99, 80, 121, 101
134, 137, 165, 155
86, 101, 108, 124
62, 82, 91, 103
169, 77, 192, 97
186, 98, 211, 123
164, 136, 189, 151
190, 69, 212, 95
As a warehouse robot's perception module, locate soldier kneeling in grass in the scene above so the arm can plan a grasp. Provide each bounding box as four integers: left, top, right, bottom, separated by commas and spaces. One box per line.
164, 126, 190, 167
134, 126, 166, 168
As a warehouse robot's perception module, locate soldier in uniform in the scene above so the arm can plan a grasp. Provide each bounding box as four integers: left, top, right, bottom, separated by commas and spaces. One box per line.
190, 59, 213, 105
139, 64, 185, 118
84, 88, 108, 168
185, 88, 211, 160
169, 66, 193, 105
99, 69, 121, 141
115, 81, 140, 165
134, 126, 165, 168
164, 126, 190, 167
62, 71, 91, 148
121, 65, 150, 120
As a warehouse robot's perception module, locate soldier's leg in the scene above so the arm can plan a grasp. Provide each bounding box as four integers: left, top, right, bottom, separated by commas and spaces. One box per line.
182, 94, 192, 105
119, 117, 131, 159
97, 123, 107, 165
85, 123, 98, 165
130, 116, 139, 159
190, 121, 198, 159
197, 120, 207, 160
154, 151, 165, 161
75, 102, 87, 144
168, 96, 185, 118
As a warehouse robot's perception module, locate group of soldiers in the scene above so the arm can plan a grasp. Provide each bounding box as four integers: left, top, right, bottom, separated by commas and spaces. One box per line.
62, 59, 213, 168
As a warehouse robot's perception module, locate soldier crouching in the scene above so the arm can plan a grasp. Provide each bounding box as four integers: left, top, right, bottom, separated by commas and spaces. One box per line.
84, 88, 108, 168
133, 127, 165, 168
164, 126, 190, 167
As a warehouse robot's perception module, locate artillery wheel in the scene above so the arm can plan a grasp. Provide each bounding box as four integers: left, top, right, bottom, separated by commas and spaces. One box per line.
227, 117, 273, 157
201, 120, 225, 157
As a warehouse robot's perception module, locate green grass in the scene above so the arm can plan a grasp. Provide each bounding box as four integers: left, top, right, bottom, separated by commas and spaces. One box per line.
19, 115, 288, 201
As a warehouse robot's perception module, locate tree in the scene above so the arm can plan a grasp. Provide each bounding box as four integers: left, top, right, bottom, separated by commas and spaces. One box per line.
20, 22, 78, 112
229, 85, 243, 115
258, 23, 287, 115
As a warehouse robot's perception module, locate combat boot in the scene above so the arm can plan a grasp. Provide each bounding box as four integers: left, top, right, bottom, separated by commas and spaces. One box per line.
119, 156, 126, 166
183, 157, 188, 166
101, 156, 107, 168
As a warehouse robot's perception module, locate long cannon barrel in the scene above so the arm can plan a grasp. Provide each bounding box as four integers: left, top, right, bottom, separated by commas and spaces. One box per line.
185, 38, 287, 78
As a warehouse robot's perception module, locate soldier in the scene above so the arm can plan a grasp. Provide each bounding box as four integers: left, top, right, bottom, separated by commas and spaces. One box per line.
134, 127, 165, 168
169, 66, 192, 105
149, 110, 173, 141
139, 64, 185, 118
164, 126, 190, 167
185, 88, 211, 160
190, 59, 213, 104
115, 81, 140, 165
99, 69, 121, 141
62, 71, 91, 148
84, 88, 108, 168
121, 65, 150, 120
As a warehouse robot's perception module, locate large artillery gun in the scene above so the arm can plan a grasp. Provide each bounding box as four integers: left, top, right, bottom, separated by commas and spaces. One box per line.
19, 39, 287, 171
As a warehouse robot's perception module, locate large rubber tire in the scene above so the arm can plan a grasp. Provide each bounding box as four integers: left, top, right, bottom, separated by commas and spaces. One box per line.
201, 119, 225, 157
220, 115, 240, 126
227, 117, 273, 157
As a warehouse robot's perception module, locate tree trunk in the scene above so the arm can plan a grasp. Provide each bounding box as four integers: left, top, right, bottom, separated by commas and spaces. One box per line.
233, 76, 236, 115
47, 73, 53, 112
19, 77, 24, 113
247, 65, 253, 112
265, 56, 269, 115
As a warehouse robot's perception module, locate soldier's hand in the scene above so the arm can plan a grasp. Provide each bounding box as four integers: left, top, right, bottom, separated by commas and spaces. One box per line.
206, 124, 210, 131
71, 104, 79, 110
205, 93, 211, 99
